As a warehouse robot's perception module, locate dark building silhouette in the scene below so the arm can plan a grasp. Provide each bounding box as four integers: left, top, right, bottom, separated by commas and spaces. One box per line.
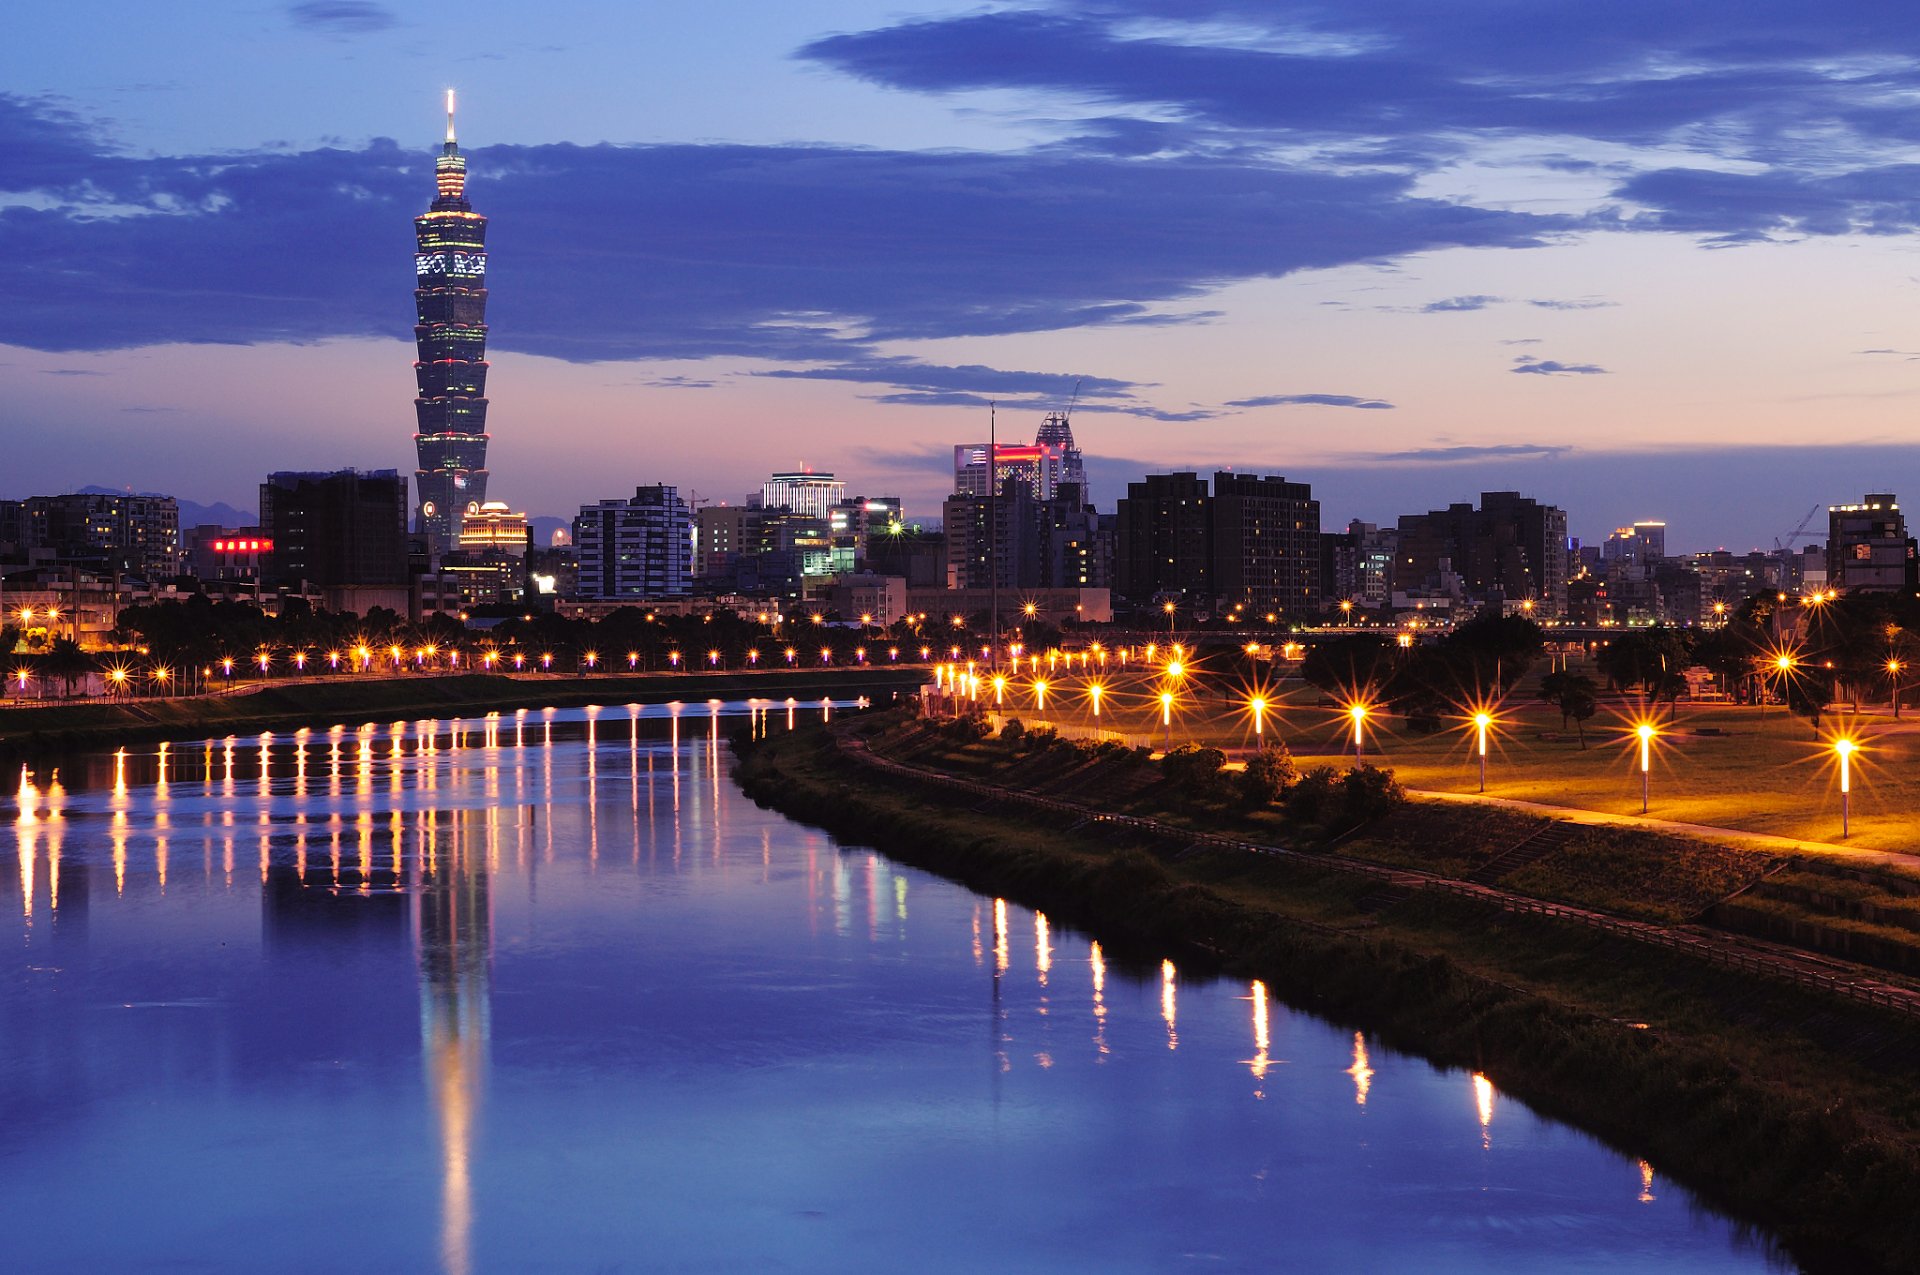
260, 469, 409, 596
1210, 472, 1321, 617
1395, 491, 1568, 617
413, 92, 491, 554
7, 493, 180, 580
1826, 494, 1914, 594
1114, 472, 1213, 604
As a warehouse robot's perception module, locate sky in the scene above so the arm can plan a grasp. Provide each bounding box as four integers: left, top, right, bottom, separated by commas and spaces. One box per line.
5, 0, 1920, 552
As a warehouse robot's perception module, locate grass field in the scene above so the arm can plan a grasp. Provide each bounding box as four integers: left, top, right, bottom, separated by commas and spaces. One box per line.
959, 657, 1920, 851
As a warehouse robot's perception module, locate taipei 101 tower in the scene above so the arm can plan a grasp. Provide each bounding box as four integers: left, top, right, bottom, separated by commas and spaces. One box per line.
412, 90, 490, 553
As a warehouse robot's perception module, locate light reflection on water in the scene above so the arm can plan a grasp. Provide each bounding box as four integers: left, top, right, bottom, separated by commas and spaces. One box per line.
1, 701, 1789, 1274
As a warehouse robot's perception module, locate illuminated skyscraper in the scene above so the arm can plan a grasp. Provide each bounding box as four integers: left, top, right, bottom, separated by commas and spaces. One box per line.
413, 90, 490, 554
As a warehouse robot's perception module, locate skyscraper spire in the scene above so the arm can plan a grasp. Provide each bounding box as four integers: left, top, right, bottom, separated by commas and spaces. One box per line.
445, 87, 457, 145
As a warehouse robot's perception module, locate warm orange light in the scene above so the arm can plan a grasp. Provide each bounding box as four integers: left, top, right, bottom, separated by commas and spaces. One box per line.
1033, 679, 1048, 710
1249, 695, 1268, 736
1835, 737, 1858, 793
1160, 690, 1174, 726
1088, 683, 1103, 716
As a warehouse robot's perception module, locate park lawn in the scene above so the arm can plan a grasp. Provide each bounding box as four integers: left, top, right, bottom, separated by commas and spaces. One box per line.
986, 667, 1920, 852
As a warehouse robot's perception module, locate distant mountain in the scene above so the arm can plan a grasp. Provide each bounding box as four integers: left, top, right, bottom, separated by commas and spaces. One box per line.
75, 484, 253, 528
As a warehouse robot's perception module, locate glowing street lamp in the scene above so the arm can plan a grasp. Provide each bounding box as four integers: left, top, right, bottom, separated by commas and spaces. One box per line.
1633, 720, 1658, 814
256, 651, 271, 675
583, 649, 599, 671
1347, 702, 1369, 760
669, 650, 682, 668
1834, 737, 1859, 837
151, 665, 171, 692
1160, 690, 1175, 751
1032, 679, 1048, 711
748, 648, 761, 666
1248, 695, 1268, 738
108, 666, 128, 695
513, 652, 525, 670
1088, 682, 1103, 718
992, 674, 1006, 707
628, 650, 640, 670
784, 646, 797, 666
1472, 711, 1492, 792
221, 657, 235, 679
709, 648, 723, 668
1888, 659, 1905, 719
541, 652, 553, 670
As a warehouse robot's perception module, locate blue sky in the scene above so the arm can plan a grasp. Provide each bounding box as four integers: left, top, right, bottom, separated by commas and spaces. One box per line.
5, 0, 1920, 550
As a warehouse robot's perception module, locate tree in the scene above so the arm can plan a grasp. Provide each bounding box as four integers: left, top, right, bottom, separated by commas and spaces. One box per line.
1239, 744, 1299, 807
1300, 634, 1396, 700
1785, 672, 1835, 738
40, 637, 95, 699
1646, 665, 1689, 723
1538, 670, 1599, 748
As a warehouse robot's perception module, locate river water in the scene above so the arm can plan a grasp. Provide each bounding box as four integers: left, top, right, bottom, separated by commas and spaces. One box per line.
1, 701, 1785, 1273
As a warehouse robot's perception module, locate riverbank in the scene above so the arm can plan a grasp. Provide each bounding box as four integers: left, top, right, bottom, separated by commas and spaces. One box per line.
0, 667, 924, 762
735, 708, 1920, 1273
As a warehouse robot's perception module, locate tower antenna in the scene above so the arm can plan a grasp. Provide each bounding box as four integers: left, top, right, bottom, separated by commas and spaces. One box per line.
445, 88, 457, 144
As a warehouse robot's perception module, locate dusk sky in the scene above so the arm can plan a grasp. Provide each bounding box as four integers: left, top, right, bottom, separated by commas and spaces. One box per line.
7, 0, 1920, 551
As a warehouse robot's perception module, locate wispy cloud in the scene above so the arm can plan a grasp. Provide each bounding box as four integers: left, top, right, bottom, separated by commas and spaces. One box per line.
1421, 295, 1502, 313
286, 2, 395, 34
1363, 443, 1575, 463
1528, 297, 1616, 311
40, 368, 103, 376
1512, 356, 1608, 376
1224, 393, 1394, 410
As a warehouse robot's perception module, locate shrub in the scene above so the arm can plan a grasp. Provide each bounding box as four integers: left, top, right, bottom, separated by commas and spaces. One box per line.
1286, 766, 1342, 823
1163, 743, 1227, 785
1239, 744, 1299, 807
1341, 764, 1406, 820
999, 718, 1027, 747
944, 714, 991, 742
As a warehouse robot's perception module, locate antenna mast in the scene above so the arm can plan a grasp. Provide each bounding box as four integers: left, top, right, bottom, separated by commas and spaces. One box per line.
445, 88, 457, 144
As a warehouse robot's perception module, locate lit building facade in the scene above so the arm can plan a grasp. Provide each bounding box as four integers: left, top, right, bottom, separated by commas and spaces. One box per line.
760, 471, 845, 519
456, 502, 529, 556
953, 443, 1065, 501
15, 492, 181, 580
1035, 412, 1088, 505
413, 92, 491, 554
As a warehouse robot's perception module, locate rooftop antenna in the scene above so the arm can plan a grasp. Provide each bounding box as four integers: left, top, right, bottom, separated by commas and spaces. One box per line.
445, 88, 457, 144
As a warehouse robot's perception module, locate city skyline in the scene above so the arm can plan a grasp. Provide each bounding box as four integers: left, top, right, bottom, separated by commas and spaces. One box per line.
8, 2, 1920, 549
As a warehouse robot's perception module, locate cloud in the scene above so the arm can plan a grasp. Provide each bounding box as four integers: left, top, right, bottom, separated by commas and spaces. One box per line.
1421, 295, 1501, 313
1361, 443, 1574, 463
119, 405, 179, 413
1512, 356, 1608, 376
1224, 393, 1394, 410
643, 376, 717, 389
1528, 297, 1616, 311
41, 368, 103, 376
1498, 337, 1543, 346
286, 2, 396, 34
757, 358, 1136, 400
0, 93, 1566, 362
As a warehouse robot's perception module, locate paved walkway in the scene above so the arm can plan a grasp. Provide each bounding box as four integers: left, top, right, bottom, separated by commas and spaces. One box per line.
1409, 788, 1920, 870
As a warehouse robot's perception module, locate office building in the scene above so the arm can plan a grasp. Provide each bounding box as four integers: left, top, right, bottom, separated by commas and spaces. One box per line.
412, 91, 492, 553
1113, 472, 1213, 605
1035, 411, 1088, 505
14, 492, 181, 580
760, 471, 845, 519
953, 442, 1066, 501
1211, 472, 1321, 616
1827, 495, 1913, 593
572, 485, 693, 600
1395, 491, 1569, 617
1603, 521, 1667, 564
259, 470, 409, 608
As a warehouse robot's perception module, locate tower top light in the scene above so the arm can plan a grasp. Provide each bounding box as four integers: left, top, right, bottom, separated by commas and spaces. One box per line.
446, 88, 457, 144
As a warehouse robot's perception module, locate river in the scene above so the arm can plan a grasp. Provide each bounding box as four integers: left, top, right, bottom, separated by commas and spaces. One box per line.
1, 700, 1786, 1272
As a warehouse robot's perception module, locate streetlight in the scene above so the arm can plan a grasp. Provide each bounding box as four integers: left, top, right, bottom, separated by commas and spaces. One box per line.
1834, 737, 1859, 838
992, 674, 1006, 707
1033, 679, 1048, 712
1160, 689, 1174, 751
1347, 702, 1369, 760
1163, 599, 1176, 640
1888, 659, 1905, 719
1248, 695, 1268, 738
1088, 682, 1103, 718
1633, 720, 1658, 814
1472, 711, 1492, 792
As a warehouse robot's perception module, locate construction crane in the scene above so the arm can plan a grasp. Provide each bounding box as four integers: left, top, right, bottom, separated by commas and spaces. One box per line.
1772, 504, 1820, 553
1064, 376, 1082, 421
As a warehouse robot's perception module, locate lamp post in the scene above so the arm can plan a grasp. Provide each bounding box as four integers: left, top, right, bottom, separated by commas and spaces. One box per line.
1349, 703, 1368, 760
1160, 690, 1174, 751
1835, 737, 1858, 838
1088, 683, 1102, 718
1888, 659, 1904, 719
1249, 695, 1268, 738
1635, 721, 1656, 814
1473, 711, 1492, 793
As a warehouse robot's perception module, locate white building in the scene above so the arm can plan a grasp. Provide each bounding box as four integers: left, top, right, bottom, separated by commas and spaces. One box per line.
761, 471, 846, 519
572, 485, 692, 600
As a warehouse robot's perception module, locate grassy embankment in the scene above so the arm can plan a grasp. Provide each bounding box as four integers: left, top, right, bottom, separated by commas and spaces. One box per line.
736, 707, 1920, 1273
0, 667, 925, 762
977, 665, 1920, 849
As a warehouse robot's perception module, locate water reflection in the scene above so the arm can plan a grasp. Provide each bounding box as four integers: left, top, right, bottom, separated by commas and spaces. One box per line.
0, 700, 1785, 1274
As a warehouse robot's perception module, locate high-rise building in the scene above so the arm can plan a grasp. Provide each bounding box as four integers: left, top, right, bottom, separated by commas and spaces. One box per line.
16, 492, 180, 580
412, 91, 492, 554
259, 469, 409, 597
1035, 412, 1088, 506
572, 485, 692, 600
1395, 491, 1569, 617
694, 505, 753, 578
760, 471, 845, 519
1827, 495, 1913, 593
1603, 521, 1667, 564
953, 443, 1066, 501
1211, 472, 1321, 616
1113, 472, 1213, 605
